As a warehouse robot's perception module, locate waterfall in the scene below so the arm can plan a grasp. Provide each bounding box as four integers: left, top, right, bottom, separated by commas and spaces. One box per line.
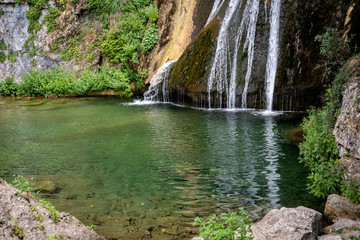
208, 0, 262, 109
144, 59, 178, 102
207, 0, 243, 109
205, 0, 226, 26
238, 0, 260, 109
265, 0, 282, 111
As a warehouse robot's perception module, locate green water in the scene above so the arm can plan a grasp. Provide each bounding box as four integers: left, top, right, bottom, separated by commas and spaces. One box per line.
0, 98, 319, 239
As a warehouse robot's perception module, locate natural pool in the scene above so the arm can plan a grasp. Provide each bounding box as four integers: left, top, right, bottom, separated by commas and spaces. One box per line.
0, 97, 320, 239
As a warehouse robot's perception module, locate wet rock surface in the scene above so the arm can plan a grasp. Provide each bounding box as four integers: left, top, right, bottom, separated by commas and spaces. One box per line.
0, 177, 105, 240
251, 206, 322, 240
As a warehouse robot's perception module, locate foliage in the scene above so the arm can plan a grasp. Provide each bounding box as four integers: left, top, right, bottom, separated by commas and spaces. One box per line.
0, 77, 19, 95
0, 51, 6, 63
20, 67, 75, 97
299, 91, 360, 201
44, 7, 59, 33
315, 27, 354, 75
299, 26, 360, 202
99, 1, 158, 63
1, 66, 134, 98
25, 0, 49, 33
86, 224, 96, 230
80, 65, 132, 96
0, 39, 6, 51
11, 175, 36, 194
39, 199, 59, 222
7, 50, 17, 63
193, 210, 253, 240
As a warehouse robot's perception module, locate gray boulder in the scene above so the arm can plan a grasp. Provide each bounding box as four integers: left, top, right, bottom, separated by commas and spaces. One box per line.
324, 194, 360, 223
251, 206, 322, 240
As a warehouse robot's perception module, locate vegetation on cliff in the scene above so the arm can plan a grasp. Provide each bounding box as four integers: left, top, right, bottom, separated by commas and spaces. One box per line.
0, 0, 159, 98
299, 26, 360, 203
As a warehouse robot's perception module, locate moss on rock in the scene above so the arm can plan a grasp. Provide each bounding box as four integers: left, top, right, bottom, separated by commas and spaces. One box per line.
167, 17, 220, 101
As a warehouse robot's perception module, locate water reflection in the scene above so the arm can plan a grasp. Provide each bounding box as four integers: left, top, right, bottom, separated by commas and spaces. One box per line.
262, 117, 280, 206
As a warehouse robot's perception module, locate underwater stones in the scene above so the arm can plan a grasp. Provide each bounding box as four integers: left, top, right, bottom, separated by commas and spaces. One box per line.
34, 180, 61, 194
324, 194, 360, 223
283, 127, 304, 145
251, 206, 322, 240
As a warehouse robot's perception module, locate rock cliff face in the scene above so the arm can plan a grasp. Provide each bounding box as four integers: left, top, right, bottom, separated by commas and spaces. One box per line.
156, 0, 358, 110
0, 0, 56, 82
333, 55, 360, 186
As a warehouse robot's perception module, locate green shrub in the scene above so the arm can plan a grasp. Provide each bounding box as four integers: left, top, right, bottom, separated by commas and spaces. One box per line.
44, 7, 59, 32
0, 39, 6, 51
80, 66, 132, 97
20, 68, 75, 97
0, 77, 19, 95
0, 51, 6, 63
193, 210, 253, 240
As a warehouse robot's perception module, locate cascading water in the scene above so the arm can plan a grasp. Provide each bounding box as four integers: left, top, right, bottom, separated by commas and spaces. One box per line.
207, 0, 243, 109
144, 0, 282, 110
143, 59, 178, 102
205, 0, 226, 26
237, 0, 260, 109
265, 0, 282, 111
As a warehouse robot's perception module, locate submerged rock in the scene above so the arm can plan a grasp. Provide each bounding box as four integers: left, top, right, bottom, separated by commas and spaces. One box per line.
251, 206, 322, 240
0, 178, 105, 240
34, 180, 61, 194
324, 194, 360, 223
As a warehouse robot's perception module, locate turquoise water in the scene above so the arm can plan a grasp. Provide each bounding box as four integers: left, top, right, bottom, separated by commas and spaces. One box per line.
0, 98, 319, 239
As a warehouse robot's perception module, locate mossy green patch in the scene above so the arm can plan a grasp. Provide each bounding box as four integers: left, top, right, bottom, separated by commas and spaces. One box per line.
0, 39, 6, 51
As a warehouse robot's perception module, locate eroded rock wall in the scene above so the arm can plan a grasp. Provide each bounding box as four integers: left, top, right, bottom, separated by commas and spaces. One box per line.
140, 0, 213, 84
0, 1, 57, 82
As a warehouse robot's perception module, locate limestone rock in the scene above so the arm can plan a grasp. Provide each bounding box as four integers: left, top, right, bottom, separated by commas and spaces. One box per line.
324, 194, 360, 223
323, 218, 360, 234
333, 75, 360, 161
251, 206, 322, 240
0, 178, 105, 240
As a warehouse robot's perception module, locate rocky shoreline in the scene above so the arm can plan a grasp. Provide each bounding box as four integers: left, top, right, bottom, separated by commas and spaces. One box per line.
2, 175, 360, 240
0, 178, 105, 240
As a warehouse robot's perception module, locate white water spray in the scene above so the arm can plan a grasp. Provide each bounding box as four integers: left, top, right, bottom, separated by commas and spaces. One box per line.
144, 59, 178, 102
265, 0, 282, 111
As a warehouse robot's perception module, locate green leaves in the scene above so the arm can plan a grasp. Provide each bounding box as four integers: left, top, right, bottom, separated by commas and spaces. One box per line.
193, 210, 253, 240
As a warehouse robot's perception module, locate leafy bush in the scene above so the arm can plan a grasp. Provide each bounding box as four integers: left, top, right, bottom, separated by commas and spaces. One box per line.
44, 7, 59, 33
0, 77, 19, 95
193, 210, 253, 240
12, 66, 133, 98
20, 68, 75, 97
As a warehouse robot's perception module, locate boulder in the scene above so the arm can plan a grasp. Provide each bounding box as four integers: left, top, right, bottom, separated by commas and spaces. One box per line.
323, 218, 360, 234
0, 178, 105, 240
324, 194, 360, 223
251, 206, 322, 240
